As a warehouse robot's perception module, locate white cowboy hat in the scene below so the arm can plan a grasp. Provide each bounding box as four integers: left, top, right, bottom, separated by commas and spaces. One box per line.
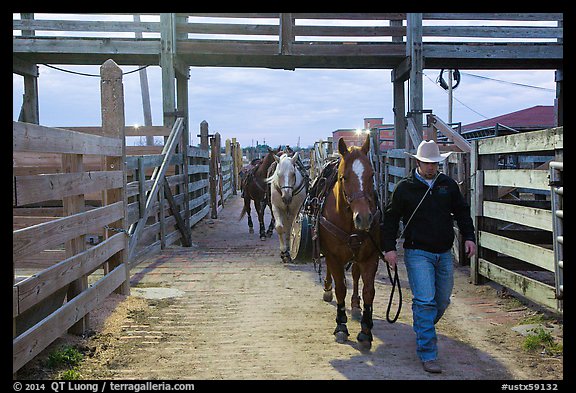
405, 140, 452, 163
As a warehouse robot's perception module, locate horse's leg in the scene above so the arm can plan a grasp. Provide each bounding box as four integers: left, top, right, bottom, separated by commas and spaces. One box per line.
327, 257, 349, 343
356, 257, 379, 351
283, 227, 292, 262
266, 199, 275, 237
272, 205, 288, 262
257, 198, 266, 240
351, 263, 362, 320
323, 263, 333, 302
245, 197, 254, 233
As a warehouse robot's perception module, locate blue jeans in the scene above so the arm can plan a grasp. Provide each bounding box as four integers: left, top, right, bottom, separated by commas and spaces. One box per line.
404, 248, 454, 362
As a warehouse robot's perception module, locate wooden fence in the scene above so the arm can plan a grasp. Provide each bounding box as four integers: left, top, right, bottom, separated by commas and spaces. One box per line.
12, 59, 237, 374
470, 126, 563, 311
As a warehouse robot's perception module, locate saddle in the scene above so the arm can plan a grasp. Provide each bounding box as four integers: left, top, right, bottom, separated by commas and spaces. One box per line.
240, 159, 268, 198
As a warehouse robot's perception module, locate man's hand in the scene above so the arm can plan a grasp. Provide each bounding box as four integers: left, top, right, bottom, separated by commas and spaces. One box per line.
384, 250, 397, 269
465, 240, 476, 258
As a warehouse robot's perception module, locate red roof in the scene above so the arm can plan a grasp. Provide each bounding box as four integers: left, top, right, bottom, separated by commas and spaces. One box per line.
461, 105, 554, 132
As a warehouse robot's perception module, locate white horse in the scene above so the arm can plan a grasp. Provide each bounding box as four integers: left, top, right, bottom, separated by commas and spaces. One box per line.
266, 152, 307, 263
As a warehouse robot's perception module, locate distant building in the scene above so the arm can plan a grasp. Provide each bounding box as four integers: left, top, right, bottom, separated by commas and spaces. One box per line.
332, 117, 395, 152
459, 105, 555, 139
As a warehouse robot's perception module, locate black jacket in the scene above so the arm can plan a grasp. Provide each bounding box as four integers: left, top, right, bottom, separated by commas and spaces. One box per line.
381, 169, 476, 254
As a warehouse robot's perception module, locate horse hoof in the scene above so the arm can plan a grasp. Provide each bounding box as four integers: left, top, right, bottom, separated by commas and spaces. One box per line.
335, 331, 348, 344
357, 331, 373, 351
249, 228, 254, 234
260, 236, 267, 241
351, 306, 362, 321
323, 290, 333, 302
266, 230, 274, 237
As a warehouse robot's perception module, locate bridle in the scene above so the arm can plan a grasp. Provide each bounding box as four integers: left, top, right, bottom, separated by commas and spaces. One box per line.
274, 170, 306, 199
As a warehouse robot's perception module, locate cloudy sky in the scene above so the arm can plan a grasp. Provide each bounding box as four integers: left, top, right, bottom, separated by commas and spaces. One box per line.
13, 14, 558, 148
12, 66, 556, 148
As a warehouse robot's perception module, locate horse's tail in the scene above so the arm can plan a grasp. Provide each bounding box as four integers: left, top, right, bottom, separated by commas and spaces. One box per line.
239, 204, 247, 221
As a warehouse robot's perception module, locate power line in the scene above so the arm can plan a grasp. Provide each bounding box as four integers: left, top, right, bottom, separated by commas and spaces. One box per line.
41, 64, 152, 77
460, 71, 556, 92
422, 71, 489, 119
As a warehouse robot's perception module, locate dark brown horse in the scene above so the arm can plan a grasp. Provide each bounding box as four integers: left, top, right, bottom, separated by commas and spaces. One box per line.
239, 149, 277, 240
319, 135, 380, 350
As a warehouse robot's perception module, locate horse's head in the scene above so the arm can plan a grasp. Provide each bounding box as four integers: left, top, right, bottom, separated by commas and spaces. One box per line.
272, 151, 300, 205
337, 135, 376, 232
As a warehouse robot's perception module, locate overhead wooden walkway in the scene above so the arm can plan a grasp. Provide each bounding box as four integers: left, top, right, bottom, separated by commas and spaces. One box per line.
13, 13, 563, 69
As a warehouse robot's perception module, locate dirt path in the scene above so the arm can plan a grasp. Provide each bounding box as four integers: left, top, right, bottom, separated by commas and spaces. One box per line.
21, 195, 563, 380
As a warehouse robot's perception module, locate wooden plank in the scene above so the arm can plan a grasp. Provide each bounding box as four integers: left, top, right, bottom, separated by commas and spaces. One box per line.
14, 19, 161, 34
293, 13, 406, 20
478, 258, 557, 311
478, 127, 563, 155
423, 13, 562, 21
14, 171, 123, 206
178, 22, 278, 36
483, 201, 552, 231
483, 169, 550, 191
16, 233, 125, 315
479, 231, 554, 272
423, 43, 563, 62
294, 25, 406, 37
13, 264, 126, 373
13, 201, 124, 261
423, 25, 562, 40
64, 125, 171, 137
13, 121, 122, 156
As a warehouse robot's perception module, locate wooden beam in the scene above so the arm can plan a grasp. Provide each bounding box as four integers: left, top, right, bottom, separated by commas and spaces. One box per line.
427, 114, 471, 153
13, 121, 123, 156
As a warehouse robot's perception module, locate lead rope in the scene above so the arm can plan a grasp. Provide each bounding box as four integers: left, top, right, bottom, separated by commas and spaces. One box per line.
368, 234, 402, 323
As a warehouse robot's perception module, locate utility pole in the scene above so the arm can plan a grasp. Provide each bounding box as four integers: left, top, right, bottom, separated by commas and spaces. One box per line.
133, 14, 154, 145
448, 69, 453, 124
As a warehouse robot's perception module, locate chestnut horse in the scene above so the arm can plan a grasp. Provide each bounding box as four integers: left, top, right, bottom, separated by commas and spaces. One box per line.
319, 135, 380, 350
239, 149, 277, 240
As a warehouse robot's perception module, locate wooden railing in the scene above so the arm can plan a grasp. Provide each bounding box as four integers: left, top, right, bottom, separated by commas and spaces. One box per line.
12, 59, 238, 374
12, 60, 130, 374
470, 126, 563, 311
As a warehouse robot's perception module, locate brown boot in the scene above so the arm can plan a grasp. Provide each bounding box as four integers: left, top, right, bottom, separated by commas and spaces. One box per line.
422, 360, 442, 373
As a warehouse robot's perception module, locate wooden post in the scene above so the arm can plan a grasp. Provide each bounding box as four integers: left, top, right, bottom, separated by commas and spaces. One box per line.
62, 153, 88, 334
200, 120, 209, 150
133, 14, 154, 146
100, 59, 130, 295
209, 135, 218, 219
407, 13, 423, 138
470, 141, 480, 284
160, 13, 177, 131
19, 13, 39, 124
279, 13, 294, 56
